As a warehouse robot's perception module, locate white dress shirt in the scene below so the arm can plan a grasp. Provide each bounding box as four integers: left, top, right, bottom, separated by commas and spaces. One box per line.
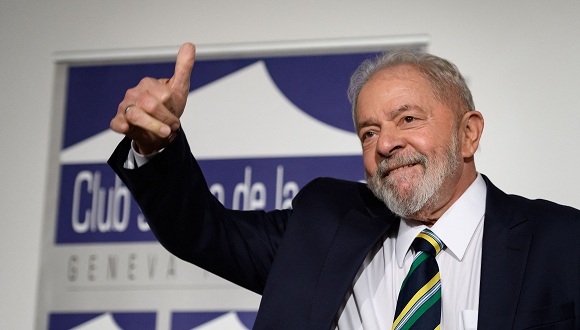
127, 145, 485, 329
336, 174, 486, 330
124, 143, 159, 169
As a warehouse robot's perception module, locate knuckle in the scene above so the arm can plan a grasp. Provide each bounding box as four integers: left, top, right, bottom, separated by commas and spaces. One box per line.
139, 77, 156, 86
139, 95, 159, 113
124, 87, 139, 100
160, 90, 172, 104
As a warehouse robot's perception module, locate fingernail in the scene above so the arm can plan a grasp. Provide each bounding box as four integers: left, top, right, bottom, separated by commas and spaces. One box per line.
160, 126, 171, 137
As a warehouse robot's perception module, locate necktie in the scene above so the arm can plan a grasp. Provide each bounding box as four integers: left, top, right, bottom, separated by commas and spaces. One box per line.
392, 229, 445, 330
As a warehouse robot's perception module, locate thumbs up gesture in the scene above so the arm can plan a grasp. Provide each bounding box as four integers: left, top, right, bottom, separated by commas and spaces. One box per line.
110, 43, 196, 154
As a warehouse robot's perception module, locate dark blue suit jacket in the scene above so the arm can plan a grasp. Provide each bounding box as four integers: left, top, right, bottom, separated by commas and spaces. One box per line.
109, 130, 579, 329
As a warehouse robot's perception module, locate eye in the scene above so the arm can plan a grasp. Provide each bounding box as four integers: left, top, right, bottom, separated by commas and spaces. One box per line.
360, 130, 376, 141
403, 116, 414, 123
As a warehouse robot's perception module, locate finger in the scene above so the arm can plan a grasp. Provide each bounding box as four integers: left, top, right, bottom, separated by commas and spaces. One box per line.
132, 77, 172, 105
123, 105, 174, 138
110, 114, 129, 134
121, 85, 179, 127
170, 43, 196, 97
138, 91, 181, 130
110, 102, 137, 134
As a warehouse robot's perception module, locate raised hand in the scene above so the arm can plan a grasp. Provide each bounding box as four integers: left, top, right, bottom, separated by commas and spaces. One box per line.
110, 43, 196, 154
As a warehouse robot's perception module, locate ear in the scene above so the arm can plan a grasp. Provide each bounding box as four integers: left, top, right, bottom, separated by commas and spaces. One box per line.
460, 111, 484, 158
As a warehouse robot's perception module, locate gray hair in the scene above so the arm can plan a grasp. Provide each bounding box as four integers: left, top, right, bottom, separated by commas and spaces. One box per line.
347, 49, 475, 126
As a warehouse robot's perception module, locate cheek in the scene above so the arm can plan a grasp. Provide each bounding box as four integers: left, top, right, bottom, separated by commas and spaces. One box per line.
362, 150, 378, 175
407, 132, 434, 151
407, 130, 447, 157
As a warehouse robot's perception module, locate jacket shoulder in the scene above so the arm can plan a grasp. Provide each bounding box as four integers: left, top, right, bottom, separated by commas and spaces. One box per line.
509, 194, 580, 226
484, 174, 580, 230
292, 177, 388, 215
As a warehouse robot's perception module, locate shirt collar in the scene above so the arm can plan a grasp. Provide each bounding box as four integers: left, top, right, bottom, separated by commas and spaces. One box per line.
395, 173, 487, 267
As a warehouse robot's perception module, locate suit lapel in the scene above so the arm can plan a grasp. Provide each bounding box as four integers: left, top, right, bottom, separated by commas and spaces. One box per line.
478, 176, 532, 329
308, 204, 395, 329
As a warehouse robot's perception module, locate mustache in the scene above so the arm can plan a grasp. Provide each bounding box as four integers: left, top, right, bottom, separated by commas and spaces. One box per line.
376, 153, 427, 177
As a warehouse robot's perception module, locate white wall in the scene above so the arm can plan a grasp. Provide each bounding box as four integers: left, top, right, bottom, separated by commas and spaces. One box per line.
1, 1, 579, 328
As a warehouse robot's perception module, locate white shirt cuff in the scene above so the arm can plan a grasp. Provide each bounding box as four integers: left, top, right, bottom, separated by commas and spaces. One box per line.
123, 141, 162, 169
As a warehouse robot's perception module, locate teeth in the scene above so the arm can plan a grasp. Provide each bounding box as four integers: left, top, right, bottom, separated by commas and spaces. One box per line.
387, 164, 415, 176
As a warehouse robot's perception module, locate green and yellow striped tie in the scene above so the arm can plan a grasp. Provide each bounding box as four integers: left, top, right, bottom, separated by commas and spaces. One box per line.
392, 229, 445, 330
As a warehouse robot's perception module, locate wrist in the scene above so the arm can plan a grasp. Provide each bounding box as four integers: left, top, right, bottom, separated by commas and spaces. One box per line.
134, 132, 177, 156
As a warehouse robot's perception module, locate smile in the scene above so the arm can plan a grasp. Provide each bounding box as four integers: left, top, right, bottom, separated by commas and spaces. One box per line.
386, 163, 418, 177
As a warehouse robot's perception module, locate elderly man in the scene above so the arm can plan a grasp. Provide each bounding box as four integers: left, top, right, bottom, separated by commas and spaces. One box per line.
109, 43, 579, 329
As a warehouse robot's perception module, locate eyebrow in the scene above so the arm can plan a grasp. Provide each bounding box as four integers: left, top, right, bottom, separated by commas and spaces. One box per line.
388, 104, 421, 119
356, 104, 421, 131
355, 119, 376, 132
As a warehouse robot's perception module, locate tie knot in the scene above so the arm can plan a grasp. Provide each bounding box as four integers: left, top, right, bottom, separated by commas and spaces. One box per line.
412, 229, 445, 257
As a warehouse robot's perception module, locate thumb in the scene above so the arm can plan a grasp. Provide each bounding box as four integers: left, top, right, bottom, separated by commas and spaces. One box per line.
170, 43, 196, 97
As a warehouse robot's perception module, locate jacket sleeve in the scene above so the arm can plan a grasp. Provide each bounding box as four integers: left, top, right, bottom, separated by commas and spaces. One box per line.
107, 129, 291, 294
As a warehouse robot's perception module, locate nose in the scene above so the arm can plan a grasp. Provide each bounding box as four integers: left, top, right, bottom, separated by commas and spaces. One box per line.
376, 128, 405, 159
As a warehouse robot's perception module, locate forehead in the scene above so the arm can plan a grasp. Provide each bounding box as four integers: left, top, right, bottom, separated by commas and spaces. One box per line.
366, 65, 430, 91
357, 65, 436, 109
354, 65, 458, 130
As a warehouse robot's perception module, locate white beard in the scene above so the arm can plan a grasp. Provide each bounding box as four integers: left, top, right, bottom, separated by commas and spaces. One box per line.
366, 132, 460, 218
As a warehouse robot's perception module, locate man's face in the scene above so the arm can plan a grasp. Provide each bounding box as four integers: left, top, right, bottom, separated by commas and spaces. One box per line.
355, 65, 463, 220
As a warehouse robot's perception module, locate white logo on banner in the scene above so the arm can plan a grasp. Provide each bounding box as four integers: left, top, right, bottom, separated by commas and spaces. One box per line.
190, 312, 249, 330
60, 61, 360, 164
70, 313, 122, 330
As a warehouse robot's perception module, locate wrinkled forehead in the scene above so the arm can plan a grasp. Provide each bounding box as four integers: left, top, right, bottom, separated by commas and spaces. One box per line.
359, 65, 441, 108
367, 64, 433, 92
365, 64, 465, 120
